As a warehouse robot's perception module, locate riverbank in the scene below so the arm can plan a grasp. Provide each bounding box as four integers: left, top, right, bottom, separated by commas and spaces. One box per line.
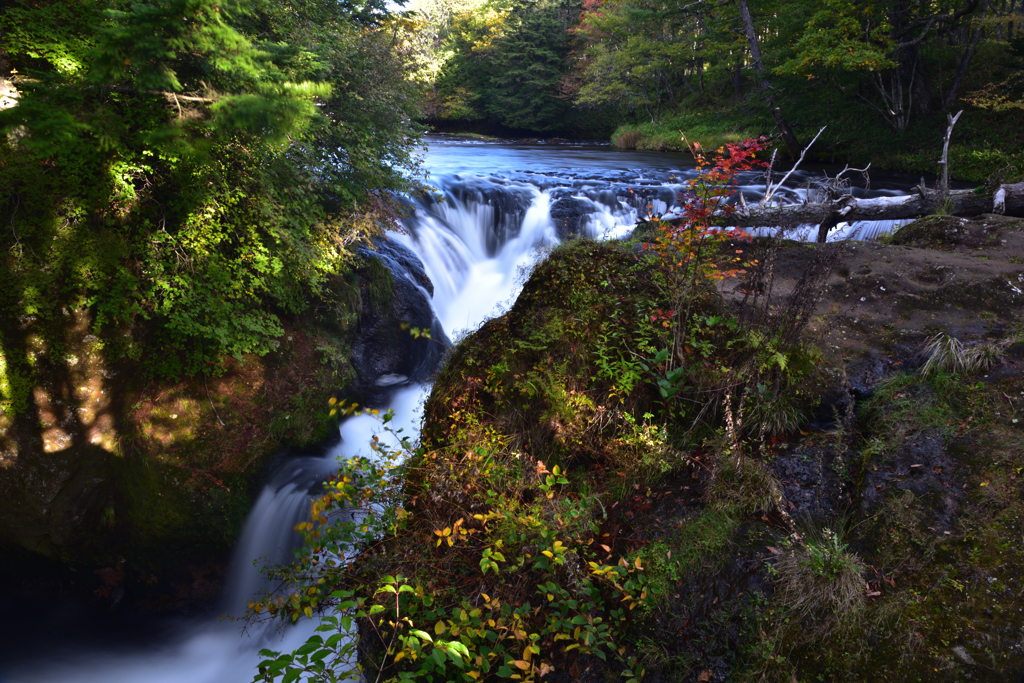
611, 105, 1024, 184
0, 310, 353, 612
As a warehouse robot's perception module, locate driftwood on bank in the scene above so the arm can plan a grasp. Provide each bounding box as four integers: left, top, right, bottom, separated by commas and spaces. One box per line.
732, 182, 1024, 242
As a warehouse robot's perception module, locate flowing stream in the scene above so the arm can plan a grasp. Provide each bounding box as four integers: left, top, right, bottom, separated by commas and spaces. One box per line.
1, 136, 925, 683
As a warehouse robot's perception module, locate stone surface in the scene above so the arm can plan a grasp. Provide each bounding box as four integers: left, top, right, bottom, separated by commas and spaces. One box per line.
352, 238, 451, 388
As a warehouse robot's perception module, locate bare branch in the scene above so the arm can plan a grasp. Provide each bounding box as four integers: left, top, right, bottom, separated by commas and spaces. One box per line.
760, 126, 826, 207
939, 110, 964, 198
895, 0, 982, 47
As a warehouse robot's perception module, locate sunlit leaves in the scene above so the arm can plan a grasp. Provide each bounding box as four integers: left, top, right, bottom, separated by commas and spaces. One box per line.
777, 0, 895, 79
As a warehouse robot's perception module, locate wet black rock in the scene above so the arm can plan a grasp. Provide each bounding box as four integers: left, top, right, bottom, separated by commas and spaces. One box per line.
421, 180, 535, 255
352, 238, 450, 391
548, 195, 592, 240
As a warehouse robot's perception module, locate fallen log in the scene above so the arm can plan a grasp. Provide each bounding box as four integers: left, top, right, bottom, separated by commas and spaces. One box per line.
732, 182, 1024, 242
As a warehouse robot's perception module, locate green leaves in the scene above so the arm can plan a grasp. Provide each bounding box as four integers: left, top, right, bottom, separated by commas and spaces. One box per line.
431, 0, 575, 131
777, 0, 895, 79
480, 547, 506, 575
0, 0, 423, 379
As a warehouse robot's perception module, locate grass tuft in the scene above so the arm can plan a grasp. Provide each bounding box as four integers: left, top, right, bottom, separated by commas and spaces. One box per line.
921, 332, 1018, 376
773, 522, 865, 631
706, 452, 783, 515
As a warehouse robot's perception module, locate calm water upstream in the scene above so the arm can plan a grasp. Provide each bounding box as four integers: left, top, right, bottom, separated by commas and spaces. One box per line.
1, 136, 922, 683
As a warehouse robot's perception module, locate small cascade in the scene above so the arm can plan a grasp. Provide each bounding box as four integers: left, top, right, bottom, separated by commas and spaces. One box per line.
397, 177, 559, 337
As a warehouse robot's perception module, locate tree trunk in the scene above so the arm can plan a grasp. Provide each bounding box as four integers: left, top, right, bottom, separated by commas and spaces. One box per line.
729, 182, 1024, 242
943, 0, 990, 110
736, 0, 801, 157
664, 73, 677, 106
902, 44, 934, 118
680, 70, 698, 95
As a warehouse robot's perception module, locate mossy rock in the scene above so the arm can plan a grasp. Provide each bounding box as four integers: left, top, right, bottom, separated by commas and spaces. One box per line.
890, 214, 1018, 249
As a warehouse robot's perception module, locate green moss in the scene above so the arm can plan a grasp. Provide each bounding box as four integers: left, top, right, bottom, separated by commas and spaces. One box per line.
363, 256, 395, 314
761, 375, 1024, 681
0, 342, 35, 416
636, 508, 738, 604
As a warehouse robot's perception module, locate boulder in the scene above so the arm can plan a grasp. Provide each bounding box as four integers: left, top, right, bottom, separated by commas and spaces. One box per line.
548, 194, 592, 240
352, 238, 450, 389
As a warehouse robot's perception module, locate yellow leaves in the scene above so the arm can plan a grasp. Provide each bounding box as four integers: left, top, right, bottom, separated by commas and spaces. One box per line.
434, 517, 474, 547
435, 620, 447, 635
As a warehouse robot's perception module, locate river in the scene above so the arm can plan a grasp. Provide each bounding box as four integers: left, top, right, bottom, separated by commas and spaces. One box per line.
0, 136, 924, 683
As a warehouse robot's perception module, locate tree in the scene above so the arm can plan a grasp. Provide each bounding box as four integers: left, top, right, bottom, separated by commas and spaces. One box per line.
428, 0, 578, 130
779, 0, 991, 130
736, 0, 801, 155
0, 0, 423, 376
573, 0, 707, 122
486, 0, 576, 130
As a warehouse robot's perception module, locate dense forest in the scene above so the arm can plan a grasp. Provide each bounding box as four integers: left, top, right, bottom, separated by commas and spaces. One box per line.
416, 0, 1024, 178
0, 0, 425, 382
0, 0, 428, 617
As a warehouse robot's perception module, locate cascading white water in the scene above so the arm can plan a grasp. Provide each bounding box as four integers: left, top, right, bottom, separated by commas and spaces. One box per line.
395, 182, 557, 337
3, 137, 925, 683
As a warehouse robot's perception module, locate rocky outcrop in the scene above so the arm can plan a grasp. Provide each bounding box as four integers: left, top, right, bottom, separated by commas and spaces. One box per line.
548, 195, 592, 240
352, 238, 450, 389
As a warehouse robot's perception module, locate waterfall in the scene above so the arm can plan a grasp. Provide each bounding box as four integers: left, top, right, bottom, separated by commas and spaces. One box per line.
3, 175, 571, 683
3, 139, 918, 683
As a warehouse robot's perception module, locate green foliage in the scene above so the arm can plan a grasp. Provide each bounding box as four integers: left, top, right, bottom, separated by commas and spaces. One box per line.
633, 509, 737, 604
611, 111, 756, 153
428, 0, 578, 130
2, 0, 101, 76
0, 0, 423, 381
481, 0, 574, 130
777, 0, 895, 79
249, 408, 649, 682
